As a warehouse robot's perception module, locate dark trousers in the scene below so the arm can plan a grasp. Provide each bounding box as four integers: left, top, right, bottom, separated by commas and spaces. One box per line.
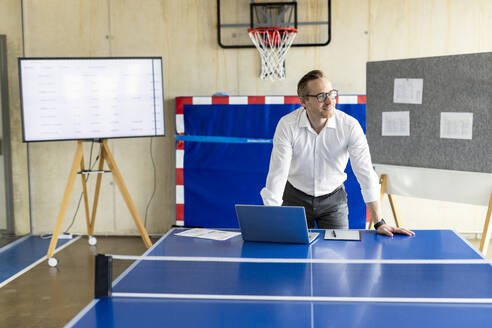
282, 181, 349, 229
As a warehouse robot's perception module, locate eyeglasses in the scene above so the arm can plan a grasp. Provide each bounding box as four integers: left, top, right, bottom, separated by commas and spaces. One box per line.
303, 90, 338, 103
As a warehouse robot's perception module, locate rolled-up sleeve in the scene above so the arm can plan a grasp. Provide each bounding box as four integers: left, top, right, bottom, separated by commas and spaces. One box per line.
347, 122, 380, 203
260, 119, 293, 205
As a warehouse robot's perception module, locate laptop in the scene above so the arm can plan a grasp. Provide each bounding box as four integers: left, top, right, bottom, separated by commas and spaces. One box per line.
234, 205, 319, 244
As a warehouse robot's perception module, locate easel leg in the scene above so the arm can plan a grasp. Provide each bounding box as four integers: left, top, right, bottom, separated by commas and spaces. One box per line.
89, 147, 105, 236
80, 151, 91, 234
47, 141, 84, 258
479, 192, 492, 255
388, 194, 402, 228
369, 174, 388, 229
372, 173, 403, 228
102, 140, 152, 248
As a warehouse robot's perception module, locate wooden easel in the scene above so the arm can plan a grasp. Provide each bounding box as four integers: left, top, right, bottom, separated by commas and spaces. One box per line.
368, 174, 402, 229
46, 139, 152, 266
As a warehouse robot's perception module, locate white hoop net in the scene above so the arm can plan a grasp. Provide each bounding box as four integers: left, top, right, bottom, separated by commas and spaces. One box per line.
248, 28, 297, 81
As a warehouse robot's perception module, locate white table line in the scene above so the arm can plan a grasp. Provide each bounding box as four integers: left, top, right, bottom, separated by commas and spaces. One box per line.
109, 255, 492, 265
111, 292, 492, 304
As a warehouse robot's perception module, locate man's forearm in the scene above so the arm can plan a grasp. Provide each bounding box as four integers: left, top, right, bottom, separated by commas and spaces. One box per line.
366, 200, 383, 224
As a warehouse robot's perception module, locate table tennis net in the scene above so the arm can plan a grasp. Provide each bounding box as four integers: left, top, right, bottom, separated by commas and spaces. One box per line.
95, 254, 492, 304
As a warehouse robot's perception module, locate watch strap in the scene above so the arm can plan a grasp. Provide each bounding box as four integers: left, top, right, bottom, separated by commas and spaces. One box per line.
374, 219, 386, 230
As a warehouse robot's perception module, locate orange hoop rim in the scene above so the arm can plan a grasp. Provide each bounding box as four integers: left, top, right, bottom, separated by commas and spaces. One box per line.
248, 27, 297, 34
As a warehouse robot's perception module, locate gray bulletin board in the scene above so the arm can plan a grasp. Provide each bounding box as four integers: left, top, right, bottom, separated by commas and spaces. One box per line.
366, 52, 492, 173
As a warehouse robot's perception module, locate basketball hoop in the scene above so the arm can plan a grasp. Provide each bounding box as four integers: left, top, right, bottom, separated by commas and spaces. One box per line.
248, 27, 297, 81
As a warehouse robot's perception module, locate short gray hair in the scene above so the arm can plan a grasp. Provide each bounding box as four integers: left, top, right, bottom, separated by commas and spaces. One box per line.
297, 70, 326, 97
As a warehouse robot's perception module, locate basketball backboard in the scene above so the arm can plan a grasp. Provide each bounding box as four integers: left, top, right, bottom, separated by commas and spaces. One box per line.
218, 0, 331, 48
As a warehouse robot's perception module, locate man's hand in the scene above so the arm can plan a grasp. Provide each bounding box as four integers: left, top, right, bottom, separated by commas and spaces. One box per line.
376, 224, 415, 237
367, 201, 415, 237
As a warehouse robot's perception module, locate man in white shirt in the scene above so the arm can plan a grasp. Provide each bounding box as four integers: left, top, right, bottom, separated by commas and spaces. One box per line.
260, 70, 414, 237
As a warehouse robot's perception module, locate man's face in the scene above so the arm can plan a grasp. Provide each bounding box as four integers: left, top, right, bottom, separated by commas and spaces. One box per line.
300, 77, 336, 120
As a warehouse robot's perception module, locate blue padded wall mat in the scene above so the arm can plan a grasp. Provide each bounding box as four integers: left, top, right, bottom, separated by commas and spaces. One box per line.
180, 102, 367, 229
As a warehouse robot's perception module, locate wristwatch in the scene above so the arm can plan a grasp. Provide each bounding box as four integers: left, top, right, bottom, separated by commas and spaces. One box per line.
374, 219, 386, 230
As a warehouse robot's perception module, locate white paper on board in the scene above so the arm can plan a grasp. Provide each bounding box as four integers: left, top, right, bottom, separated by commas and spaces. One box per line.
382, 111, 410, 136
393, 78, 423, 104
440, 112, 473, 140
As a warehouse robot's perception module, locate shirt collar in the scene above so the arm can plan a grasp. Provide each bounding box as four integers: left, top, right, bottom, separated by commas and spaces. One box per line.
299, 108, 337, 130
299, 109, 311, 128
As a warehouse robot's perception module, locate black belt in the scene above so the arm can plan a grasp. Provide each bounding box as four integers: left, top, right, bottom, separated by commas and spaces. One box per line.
317, 184, 343, 199
286, 181, 343, 199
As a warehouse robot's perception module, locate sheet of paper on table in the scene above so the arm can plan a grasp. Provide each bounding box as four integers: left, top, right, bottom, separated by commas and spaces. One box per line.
175, 228, 241, 241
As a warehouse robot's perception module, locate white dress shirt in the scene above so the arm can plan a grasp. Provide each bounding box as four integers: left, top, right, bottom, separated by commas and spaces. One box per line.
260, 107, 380, 206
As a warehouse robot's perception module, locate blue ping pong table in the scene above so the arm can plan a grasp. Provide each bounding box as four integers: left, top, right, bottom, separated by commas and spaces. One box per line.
66, 229, 492, 327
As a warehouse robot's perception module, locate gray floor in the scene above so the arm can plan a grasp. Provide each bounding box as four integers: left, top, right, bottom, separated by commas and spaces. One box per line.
0, 236, 156, 328
0, 234, 490, 328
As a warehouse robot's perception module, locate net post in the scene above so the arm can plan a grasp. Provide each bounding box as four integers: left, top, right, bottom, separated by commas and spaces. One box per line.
95, 254, 113, 298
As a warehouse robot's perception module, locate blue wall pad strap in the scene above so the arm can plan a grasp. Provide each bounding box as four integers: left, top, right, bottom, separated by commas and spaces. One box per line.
176, 135, 272, 144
